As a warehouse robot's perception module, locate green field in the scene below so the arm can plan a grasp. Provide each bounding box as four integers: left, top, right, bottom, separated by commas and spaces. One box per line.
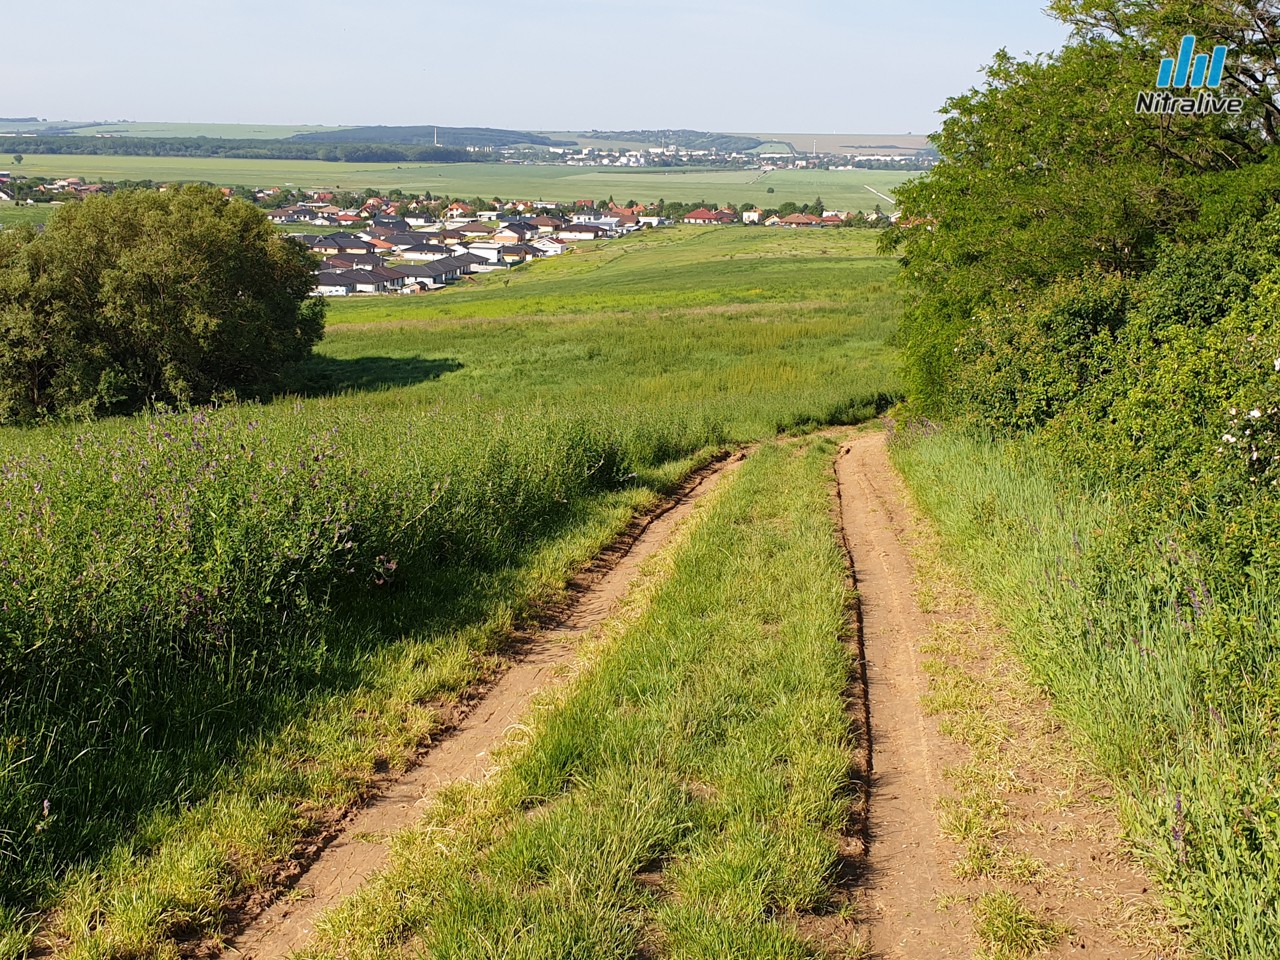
0, 204, 54, 227
0, 225, 901, 957
4, 155, 912, 208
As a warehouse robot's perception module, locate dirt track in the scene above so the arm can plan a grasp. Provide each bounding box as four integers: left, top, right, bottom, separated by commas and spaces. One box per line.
836, 432, 969, 957
835, 430, 1178, 960
224, 451, 746, 959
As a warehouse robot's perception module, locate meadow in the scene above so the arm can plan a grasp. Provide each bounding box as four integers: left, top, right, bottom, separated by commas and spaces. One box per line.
2, 157, 911, 209
0, 205, 53, 228
0, 226, 900, 958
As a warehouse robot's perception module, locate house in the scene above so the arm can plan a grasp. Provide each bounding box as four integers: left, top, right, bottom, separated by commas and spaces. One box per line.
683, 208, 735, 225
444, 201, 474, 218
742, 208, 764, 224
399, 243, 453, 261
776, 213, 825, 227
492, 222, 538, 244
458, 221, 496, 238
557, 224, 609, 241
324, 253, 384, 271
500, 244, 540, 264
310, 235, 375, 256
404, 212, 437, 228
366, 264, 409, 290
313, 271, 359, 296
526, 215, 566, 234
530, 236, 568, 256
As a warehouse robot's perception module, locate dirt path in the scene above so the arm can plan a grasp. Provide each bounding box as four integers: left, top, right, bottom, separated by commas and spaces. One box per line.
836, 432, 969, 958
224, 451, 747, 960
834, 431, 1179, 960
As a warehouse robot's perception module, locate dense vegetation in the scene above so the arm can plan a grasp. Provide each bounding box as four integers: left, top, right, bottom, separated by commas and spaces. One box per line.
0, 227, 900, 956
0, 186, 323, 422
4, 137, 476, 164
886, 1, 1280, 953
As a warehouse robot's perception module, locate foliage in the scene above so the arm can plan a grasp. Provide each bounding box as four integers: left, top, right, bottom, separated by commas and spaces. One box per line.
5, 136, 475, 164
0, 185, 324, 421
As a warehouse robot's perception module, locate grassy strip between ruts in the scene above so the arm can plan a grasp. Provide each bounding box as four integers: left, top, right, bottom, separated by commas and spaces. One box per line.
295, 437, 861, 960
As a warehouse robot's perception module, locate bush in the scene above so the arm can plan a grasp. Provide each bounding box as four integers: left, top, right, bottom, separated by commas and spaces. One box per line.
0, 186, 324, 423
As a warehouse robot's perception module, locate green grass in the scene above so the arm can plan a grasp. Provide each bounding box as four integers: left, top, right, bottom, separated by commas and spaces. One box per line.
0, 204, 54, 227
890, 425, 1280, 959
0, 225, 900, 956
300, 437, 858, 960
3, 156, 913, 208
972, 891, 1067, 959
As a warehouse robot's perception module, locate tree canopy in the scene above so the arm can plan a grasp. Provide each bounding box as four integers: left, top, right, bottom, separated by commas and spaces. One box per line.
0, 185, 325, 422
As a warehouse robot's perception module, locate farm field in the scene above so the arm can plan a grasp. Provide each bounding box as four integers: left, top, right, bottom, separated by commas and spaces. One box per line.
2, 156, 913, 209
0, 205, 54, 228
0, 226, 903, 957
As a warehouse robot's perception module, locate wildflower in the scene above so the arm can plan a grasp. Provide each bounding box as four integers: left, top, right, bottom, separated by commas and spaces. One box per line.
1248, 409, 1262, 419
1274, 357, 1280, 372
1223, 434, 1237, 444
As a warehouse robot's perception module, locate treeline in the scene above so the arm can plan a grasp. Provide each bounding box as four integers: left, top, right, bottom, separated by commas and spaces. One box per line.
885, 1, 1280, 952
7, 136, 478, 163
287, 125, 569, 148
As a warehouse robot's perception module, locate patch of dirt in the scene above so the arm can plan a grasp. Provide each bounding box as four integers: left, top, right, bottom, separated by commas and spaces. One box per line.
829, 430, 1182, 960
219, 450, 747, 960
834, 431, 970, 958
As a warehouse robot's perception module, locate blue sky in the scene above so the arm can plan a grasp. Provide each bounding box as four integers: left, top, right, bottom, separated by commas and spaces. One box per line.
8, 1, 1071, 133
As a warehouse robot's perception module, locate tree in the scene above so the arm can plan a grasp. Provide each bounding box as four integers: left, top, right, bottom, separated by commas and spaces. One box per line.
0, 185, 325, 422
11, 155, 21, 166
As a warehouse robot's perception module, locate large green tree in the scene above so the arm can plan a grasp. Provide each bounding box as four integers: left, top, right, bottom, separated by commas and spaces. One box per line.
0, 185, 324, 422
886, 1, 1276, 411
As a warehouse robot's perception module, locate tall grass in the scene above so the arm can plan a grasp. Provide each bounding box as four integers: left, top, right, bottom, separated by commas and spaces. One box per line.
890, 425, 1280, 958
1, 403, 710, 903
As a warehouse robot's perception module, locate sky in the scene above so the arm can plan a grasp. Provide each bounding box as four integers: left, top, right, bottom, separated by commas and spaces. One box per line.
6, 1, 1072, 134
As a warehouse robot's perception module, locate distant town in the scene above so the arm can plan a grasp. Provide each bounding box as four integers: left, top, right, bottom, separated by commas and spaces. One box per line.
0, 171, 898, 297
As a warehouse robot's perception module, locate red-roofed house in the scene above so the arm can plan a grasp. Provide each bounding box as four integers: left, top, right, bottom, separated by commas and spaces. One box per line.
683, 208, 735, 225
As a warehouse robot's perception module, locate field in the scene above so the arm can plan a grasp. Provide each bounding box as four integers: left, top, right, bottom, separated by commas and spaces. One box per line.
0, 204, 54, 227
0, 226, 902, 957
2, 155, 913, 208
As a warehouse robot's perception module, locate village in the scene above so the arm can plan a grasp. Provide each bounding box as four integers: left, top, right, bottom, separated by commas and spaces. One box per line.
273, 195, 896, 297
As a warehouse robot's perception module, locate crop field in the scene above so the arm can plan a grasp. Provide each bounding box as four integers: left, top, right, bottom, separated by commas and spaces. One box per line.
4, 155, 913, 208
0, 205, 54, 228
0, 226, 901, 956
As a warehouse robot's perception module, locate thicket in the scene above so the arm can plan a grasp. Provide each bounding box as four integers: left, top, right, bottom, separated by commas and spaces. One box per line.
886, 1, 1280, 951
0, 186, 324, 422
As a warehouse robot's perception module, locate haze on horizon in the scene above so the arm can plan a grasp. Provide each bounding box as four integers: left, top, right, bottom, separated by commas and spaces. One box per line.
6, 1, 1070, 135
